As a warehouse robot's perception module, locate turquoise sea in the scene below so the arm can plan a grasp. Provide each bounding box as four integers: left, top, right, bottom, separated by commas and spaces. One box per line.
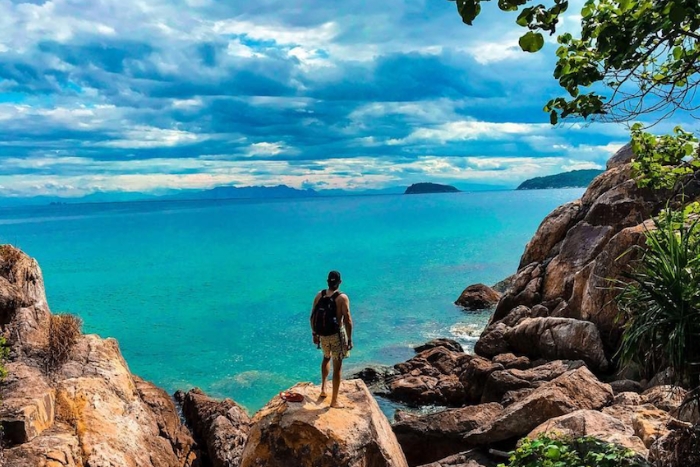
0, 189, 583, 412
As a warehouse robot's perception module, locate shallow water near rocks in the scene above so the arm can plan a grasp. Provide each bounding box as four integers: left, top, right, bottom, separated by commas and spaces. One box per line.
0, 189, 583, 415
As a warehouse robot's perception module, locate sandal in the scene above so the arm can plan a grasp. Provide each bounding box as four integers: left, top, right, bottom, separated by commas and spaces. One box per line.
280, 391, 304, 403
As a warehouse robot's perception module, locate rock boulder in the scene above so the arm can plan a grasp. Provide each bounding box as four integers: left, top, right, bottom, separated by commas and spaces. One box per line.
393, 403, 503, 466
177, 387, 251, 467
239, 379, 408, 467
455, 284, 501, 311
463, 367, 613, 445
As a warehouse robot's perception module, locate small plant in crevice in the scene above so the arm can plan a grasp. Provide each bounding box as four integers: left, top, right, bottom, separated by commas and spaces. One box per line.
43, 313, 83, 375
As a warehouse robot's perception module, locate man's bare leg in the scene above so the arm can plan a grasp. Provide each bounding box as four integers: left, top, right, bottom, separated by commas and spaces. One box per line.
320, 357, 330, 397
330, 357, 344, 408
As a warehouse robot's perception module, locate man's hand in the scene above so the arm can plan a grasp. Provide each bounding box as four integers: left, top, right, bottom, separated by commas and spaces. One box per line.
347, 340, 353, 351
313, 334, 320, 346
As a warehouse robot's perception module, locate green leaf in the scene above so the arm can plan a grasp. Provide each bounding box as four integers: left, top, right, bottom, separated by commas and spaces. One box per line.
519, 31, 545, 52
669, 5, 686, 25
549, 110, 558, 125
516, 8, 531, 27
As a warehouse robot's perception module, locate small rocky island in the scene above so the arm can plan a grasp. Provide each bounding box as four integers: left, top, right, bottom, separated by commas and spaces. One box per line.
517, 169, 604, 190
405, 182, 460, 194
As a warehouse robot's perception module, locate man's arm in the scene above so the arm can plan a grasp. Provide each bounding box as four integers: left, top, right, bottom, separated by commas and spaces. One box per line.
310, 292, 321, 344
340, 294, 353, 350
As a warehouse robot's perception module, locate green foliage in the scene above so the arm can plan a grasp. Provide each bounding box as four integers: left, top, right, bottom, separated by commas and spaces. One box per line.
630, 123, 700, 189
616, 207, 700, 388
0, 336, 8, 381
450, 0, 700, 124
516, 169, 604, 190
498, 434, 648, 467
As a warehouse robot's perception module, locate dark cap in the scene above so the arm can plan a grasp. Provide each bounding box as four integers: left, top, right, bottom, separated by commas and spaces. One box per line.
327, 270, 341, 285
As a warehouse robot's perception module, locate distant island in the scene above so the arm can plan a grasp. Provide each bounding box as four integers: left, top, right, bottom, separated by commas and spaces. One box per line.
404, 183, 460, 195
516, 169, 604, 190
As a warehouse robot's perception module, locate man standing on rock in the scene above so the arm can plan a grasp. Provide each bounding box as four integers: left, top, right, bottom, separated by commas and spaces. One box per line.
310, 270, 353, 408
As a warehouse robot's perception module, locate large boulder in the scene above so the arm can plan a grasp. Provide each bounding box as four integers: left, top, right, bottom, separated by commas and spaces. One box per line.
528, 409, 648, 456
455, 284, 501, 311
239, 379, 408, 467
177, 387, 251, 467
386, 347, 470, 406
483, 154, 681, 358
480, 360, 584, 404
463, 367, 613, 445
393, 403, 503, 466
519, 200, 582, 268
504, 317, 609, 371
414, 338, 464, 354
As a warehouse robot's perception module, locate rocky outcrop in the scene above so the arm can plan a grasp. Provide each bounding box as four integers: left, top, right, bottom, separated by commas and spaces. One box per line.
176, 388, 251, 467
0, 246, 200, 467
393, 403, 503, 466
387, 346, 471, 406
528, 409, 648, 455
239, 379, 408, 467
414, 338, 464, 354
469, 145, 682, 367
504, 317, 608, 371
463, 367, 613, 445
455, 284, 501, 311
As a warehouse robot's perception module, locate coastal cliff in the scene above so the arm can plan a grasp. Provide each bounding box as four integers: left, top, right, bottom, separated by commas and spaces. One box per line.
0, 246, 200, 467
360, 144, 699, 466
1, 143, 698, 467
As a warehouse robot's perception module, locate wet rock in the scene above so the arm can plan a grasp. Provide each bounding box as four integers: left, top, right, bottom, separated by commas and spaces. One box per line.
414, 339, 464, 354
455, 284, 501, 311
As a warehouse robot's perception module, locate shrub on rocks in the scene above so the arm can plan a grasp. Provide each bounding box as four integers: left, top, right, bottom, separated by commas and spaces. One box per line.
43, 313, 82, 374
498, 434, 650, 467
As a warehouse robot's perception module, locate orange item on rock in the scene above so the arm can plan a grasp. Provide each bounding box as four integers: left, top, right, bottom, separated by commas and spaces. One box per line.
280, 391, 304, 403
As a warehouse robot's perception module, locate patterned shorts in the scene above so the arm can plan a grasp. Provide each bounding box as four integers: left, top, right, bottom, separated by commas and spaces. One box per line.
319, 330, 349, 361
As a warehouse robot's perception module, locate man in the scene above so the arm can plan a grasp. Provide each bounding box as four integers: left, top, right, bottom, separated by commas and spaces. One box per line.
310, 270, 353, 408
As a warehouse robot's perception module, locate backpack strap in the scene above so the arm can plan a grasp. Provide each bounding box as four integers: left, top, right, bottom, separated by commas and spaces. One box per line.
321, 289, 327, 297
331, 291, 341, 300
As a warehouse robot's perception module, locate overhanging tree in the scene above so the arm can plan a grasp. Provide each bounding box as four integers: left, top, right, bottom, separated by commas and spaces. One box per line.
450, 0, 700, 125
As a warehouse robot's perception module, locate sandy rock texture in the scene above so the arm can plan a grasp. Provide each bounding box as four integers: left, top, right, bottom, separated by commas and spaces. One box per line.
239, 379, 408, 467
0, 246, 199, 467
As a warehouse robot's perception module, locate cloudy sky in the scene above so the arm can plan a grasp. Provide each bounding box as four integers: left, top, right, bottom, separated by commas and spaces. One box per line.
0, 0, 650, 197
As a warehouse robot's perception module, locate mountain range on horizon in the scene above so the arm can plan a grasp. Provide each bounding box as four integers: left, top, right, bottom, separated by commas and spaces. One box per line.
0, 182, 511, 207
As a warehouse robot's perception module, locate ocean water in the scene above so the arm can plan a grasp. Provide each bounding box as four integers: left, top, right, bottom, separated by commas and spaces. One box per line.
0, 189, 583, 413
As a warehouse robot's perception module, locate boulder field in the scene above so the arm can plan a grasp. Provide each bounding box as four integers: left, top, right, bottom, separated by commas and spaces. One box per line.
2, 145, 699, 467
357, 145, 699, 466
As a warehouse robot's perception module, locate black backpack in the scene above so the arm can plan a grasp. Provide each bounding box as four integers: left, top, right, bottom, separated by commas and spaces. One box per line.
311, 290, 341, 336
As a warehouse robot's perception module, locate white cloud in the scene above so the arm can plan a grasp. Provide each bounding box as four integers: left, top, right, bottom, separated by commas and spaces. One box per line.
100, 127, 202, 149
